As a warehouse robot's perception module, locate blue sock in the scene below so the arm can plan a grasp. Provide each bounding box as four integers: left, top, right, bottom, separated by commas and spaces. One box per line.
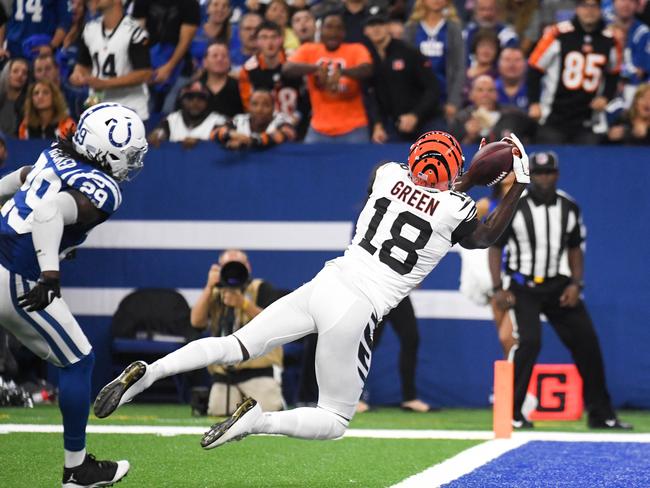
59, 351, 95, 451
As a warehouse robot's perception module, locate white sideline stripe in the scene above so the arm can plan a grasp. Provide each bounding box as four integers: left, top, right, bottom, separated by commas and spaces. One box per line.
61, 287, 493, 320
391, 439, 528, 488
2, 425, 650, 443
83, 221, 354, 251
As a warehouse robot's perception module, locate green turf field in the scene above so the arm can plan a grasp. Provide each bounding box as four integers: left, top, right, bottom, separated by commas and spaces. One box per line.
1, 404, 649, 487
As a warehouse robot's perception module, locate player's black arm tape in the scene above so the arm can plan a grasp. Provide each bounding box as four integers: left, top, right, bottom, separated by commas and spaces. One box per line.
460, 183, 525, 249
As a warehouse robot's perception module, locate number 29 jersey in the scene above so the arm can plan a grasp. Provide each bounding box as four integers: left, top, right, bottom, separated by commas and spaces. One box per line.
0, 148, 122, 281
329, 162, 477, 317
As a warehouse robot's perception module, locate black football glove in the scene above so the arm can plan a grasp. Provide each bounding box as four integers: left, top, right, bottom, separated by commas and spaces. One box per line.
17, 276, 61, 312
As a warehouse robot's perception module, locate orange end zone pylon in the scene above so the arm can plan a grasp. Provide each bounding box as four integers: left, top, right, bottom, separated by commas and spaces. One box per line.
493, 360, 514, 439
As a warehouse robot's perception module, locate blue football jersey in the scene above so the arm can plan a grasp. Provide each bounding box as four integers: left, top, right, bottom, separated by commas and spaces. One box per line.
7, 0, 72, 57
0, 147, 122, 280
414, 21, 449, 102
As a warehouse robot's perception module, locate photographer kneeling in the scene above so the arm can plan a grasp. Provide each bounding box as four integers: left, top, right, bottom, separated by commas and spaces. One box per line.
191, 250, 284, 415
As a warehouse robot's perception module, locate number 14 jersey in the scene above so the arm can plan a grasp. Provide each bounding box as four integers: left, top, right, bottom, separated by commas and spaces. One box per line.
329, 162, 477, 317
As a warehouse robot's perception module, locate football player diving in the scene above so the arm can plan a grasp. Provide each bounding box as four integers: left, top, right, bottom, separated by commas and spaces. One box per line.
94, 131, 529, 451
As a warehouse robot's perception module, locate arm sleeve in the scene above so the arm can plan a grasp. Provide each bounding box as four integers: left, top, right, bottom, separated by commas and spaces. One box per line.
445, 21, 466, 108
527, 66, 544, 104
450, 193, 479, 245
76, 34, 92, 68
567, 204, 585, 248
128, 26, 151, 70
32, 192, 79, 273
0, 168, 26, 202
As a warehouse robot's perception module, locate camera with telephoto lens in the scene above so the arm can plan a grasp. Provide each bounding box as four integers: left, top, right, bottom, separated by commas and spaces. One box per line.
217, 261, 250, 289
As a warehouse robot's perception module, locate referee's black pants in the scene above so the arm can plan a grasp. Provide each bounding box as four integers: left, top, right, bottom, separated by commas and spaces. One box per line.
509, 277, 615, 423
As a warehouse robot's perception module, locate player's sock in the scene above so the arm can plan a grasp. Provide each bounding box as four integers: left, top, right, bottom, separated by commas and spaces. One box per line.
254, 407, 348, 440
64, 448, 86, 468
124, 337, 244, 403
59, 352, 94, 459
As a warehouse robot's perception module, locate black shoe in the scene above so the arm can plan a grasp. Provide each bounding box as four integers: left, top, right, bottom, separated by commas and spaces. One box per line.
588, 418, 634, 430
512, 418, 534, 429
94, 361, 147, 419
62, 454, 129, 488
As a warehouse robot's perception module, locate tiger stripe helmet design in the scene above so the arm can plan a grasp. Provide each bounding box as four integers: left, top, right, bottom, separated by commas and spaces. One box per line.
407, 131, 464, 190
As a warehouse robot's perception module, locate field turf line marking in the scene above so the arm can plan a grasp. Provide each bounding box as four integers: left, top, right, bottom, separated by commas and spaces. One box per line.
2, 425, 650, 442
390, 439, 528, 488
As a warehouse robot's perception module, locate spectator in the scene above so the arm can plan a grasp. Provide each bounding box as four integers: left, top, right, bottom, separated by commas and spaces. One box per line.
0, 131, 8, 169
148, 81, 226, 148
69, 0, 152, 121
0, 5, 8, 60
451, 74, 535, 143
33, 53, 61, 85
264, 0, 300, 54
191, 0, 233, 69
230, 12, 263, 76
608, 82, 650, 143
132, 0, 201, 114
540, 0, 582, 28
17, 81, 75, 140
464, 28, 500, 101
5, 0, 71, 59
291, 9, 317, 45
489, 152, 632, 430
403, 0, 465, 124
239, 21, 306, 127
212, 89, 296, 149
495, 46, 529, 111
198, 41, 244, 118
387, 16, 406, 40
0, 58, 29, 135
501, 0, 543, 53
283, 12, 373, 143
528, 0, 621, 144
464, 0, 519, 64
609, 0, 650, 105
343, 0, 371, 43
363, 10, 441, 142
190, 249, 284, 416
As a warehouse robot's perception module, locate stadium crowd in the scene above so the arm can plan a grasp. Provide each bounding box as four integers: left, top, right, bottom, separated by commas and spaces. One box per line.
0, 0, 648, 146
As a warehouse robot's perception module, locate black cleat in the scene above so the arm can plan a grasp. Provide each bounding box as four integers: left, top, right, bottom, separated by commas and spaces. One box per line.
93, 361, 147, 419
201, 397, 261, 449
62, 454, 129, 488
512, 418, 534, 429
588, 418, 634, 430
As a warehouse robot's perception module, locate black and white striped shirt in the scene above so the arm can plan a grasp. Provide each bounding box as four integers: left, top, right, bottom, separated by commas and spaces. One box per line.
497, 189, 585, 282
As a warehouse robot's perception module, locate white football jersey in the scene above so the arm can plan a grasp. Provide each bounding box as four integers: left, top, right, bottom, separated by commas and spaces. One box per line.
329, 162, 477, 317
81, 16, 150, 120
166, 111, 226, 142
231, 112, 293, 136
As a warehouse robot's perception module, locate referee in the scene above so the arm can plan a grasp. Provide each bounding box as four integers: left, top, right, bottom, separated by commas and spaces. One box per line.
489, 151, 632, 430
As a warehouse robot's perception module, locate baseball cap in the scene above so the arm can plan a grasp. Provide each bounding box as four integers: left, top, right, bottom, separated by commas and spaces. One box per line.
530, 151, 559, 173
179, 81, 210, 100
364, 6, 389, 26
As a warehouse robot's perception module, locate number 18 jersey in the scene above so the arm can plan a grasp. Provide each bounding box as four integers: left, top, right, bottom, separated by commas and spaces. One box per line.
329, 162, 477, 317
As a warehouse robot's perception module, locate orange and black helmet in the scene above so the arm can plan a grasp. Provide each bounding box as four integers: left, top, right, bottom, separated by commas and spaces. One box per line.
407, 131, 464, 189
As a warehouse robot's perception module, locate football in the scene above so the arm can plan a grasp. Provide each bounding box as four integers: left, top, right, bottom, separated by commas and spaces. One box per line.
465, 141, 514, 187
